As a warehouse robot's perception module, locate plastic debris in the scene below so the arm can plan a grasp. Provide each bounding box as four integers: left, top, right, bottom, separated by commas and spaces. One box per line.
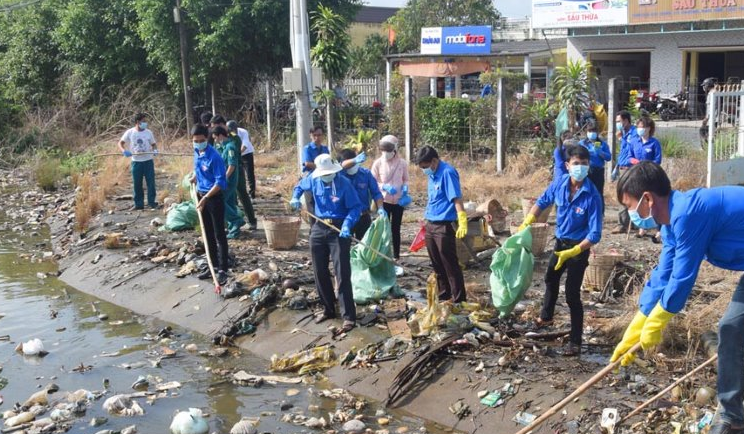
600, 408, 618, 434
230, 417, 258, 434
170, 408, 208, 434
480, 392, 502, 407
17, 338, 46, 356
513, 412, 537, 426
269, 346, 336, 374
102, 395, 145, 416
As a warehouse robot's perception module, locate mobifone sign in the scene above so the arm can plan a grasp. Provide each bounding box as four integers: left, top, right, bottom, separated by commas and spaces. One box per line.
420, 26, 492, 55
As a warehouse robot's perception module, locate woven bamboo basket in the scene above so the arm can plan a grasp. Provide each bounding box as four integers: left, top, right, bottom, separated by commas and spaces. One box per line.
521, 197, 553, 223
583, 250, 627, 290
263, 216, 301, 250
510, 222, 551, 255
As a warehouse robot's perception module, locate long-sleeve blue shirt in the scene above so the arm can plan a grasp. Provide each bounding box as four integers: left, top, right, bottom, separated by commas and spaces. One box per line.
342, 167, 383, 212
536, 174, 603, 244
553, 145, 568, 180
301, 142, 329, 173
424, 161, 462, 222
638, 187, 744, 315
579, 138, 611, 168
632, 136, 662, 164
194, 145, 227, 194
617, 126, 640, 167
292, 174, 362, 228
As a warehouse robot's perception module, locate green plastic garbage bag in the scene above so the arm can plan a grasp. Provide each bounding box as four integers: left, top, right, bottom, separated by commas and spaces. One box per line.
490, 227, 535, 318
163, 201, 198, 231
555, 107, 569, 138
351, 217, 403, 304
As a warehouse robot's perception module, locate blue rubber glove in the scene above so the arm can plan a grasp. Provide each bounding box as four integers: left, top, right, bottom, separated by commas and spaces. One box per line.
377, 207, 387, 218
353, 152, 366, 164
382, 184, 397, 195
339, 222, 352, 238
398, 194, 412, 208
153, 149, 159, 156
402, 185, 408, 195
611, 166, 619, 181
123, 150, 132, 157
289, 197, 301, 211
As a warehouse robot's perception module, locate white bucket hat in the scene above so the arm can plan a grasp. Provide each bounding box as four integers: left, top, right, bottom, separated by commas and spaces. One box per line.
380, 135, 399, 150
311, 154, 342, 178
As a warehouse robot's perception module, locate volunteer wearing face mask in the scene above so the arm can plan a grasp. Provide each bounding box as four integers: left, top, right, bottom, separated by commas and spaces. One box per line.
519, 145, 603, 356
338, 148, 384, 239
301, 126, 330, 227
579, 123, 611, 212
611, 162, 744, 434
118, 113, 158, 210
212, 126, 245, 239
289, 154, 363, 332
611, 110, 643, 234
415, 145, 468, 303
631, 117, 662, 165
371, 135, 410, 262
189, 124, 229, 285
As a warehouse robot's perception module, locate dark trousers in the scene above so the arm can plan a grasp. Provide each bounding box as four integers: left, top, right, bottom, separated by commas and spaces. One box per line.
131, 160, 156, 208
424, 221, 466, 303
310, 220, 356, 322
236, 166, 256, 225
241, 153, 256, 198
198, 191, 229, 272
384, 203, 404, 259
589, 166, 605, 214
353, 212, 372, 240
541, 239, 590, 345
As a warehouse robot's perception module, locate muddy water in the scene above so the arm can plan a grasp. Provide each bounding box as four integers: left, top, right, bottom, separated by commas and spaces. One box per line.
0, 207, 433, 432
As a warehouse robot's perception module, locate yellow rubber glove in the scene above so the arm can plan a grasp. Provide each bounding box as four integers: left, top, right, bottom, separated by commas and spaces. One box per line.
517, 214, 536, 232
455, 211, 468, 239
640, 303, 675, 350
611, 310, 647, 366
553, 245, 583, 270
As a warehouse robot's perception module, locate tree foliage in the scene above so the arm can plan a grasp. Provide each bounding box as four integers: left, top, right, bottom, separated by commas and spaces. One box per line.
348, 34, 387, 78
387, 0, 500, 53
310, 4, 351, 83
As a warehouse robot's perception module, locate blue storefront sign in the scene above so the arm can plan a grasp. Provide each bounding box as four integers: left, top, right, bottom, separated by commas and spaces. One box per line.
420, 25, 492, 55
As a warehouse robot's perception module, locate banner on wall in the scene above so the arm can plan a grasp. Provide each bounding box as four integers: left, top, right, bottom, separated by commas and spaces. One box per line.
629, 0, 744, 24
420, 26, 492, 55
532, 0, 629, 28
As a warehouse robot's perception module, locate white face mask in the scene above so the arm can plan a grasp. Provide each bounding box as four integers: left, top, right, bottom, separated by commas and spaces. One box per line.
383, 151, 395, 160
346, 164, 359, 175
320, 174, 335, 184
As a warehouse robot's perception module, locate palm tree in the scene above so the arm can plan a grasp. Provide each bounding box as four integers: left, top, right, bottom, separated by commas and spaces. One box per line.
552, 59, 595, 131
310, 5, 351, 149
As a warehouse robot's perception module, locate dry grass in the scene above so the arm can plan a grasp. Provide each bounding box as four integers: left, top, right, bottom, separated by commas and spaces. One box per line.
74, 157, 129, 231
103, 233, 123, 249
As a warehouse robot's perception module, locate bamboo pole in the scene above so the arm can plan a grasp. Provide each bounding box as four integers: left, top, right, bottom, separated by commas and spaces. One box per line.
94, 152, 191, 158
513, 343, 642, 434
191, 185, 222, 295
619, 354, 718, 424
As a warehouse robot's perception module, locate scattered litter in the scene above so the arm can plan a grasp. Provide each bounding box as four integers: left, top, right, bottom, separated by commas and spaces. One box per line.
286, 388, 300, 397
480, 392, 502, 407
16, 338, 47, 356
170, 408, 208, 434
513, 412, 537, 426
600, 408, 618, 434
102, 395, 145, 416
230, 417, 258, 434
449, 399, 470, 419
269, 346, 336, 374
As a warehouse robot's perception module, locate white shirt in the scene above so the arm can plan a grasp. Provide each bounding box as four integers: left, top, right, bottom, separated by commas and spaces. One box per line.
238, 127, 254, 155
120, 127, 156, 162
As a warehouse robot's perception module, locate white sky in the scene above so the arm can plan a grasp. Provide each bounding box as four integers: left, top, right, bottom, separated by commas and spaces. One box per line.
366, 0, 532, 18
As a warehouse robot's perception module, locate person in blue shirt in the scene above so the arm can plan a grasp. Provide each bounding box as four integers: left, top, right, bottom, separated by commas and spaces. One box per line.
579, 122, 611, 212
189, 124, 229, 285
290, 154, 363, 332
610, 162, 744, 434
612, 110, 643, 234
416, 146, 469, 303
519, 145, 603, 356
211, 126, 245, 239
338, 148, 386, 239
301, 126, 330, 227
632, 117, 662, 165
552, 131, 572, 181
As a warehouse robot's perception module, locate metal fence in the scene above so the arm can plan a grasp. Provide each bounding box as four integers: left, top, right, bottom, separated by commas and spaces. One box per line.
706, 83, 744, 186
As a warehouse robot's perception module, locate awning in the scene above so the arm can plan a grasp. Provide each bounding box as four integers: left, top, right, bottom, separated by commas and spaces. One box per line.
397, 61, 490, 78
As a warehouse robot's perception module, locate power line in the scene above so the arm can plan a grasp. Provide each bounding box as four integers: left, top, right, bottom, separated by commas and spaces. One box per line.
0, 0, 43, 13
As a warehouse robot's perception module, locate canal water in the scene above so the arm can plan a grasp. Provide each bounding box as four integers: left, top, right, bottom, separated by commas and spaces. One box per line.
0, 195, 433, 433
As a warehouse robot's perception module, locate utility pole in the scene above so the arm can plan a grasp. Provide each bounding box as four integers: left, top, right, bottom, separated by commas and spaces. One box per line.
290, 0, 313, 175
174, 0, 193, 133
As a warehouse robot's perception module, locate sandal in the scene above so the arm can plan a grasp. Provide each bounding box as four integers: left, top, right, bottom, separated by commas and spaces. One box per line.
315, 313, 335, 324
341, 321, 356, 333
535, 318, 553, 328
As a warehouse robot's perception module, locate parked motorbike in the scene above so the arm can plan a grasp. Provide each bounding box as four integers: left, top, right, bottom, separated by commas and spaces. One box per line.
657, 91, 692, 121
635, 89, 660, 114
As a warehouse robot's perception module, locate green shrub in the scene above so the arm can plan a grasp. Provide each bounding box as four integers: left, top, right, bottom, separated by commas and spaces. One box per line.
33, 156, 63, 191
415, 96, 471, 150
658, 133, 695, 158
